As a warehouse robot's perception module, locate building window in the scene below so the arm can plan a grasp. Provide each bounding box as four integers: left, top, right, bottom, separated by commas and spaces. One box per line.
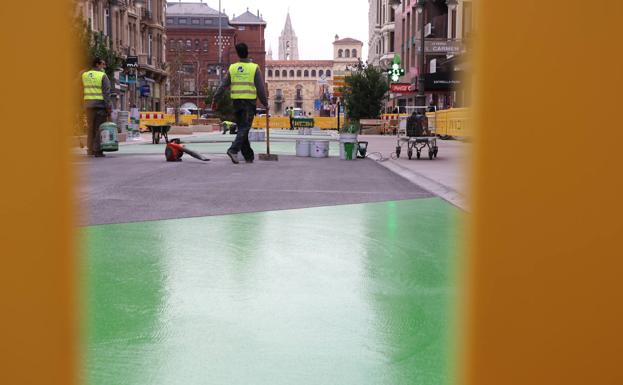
345, 49, 350, 58
311, 70, 316, 77
182, 78, 196, 94
297, 70, 302, 77
183, 64, 195, 74
203, 39, 209, 51
238, 26, 246, 31
166, 18, 175, 25
326, 70, 331, 77
289, 70, 295, 77
338, 49, 343, 58
352, 49, 357, 57
295, 85, 303, 109
195, 39, 200, 49
319, 70, 324, 77
268, 69, 273, 77
191, 18, 201, 25
304, 70, 309, 77
177, 40, 183, 49
169, 39, 175, 51
179, 18, 188, 24
185, 40, 192, 50
275, 70, 280, 77
282, 70, 287, 77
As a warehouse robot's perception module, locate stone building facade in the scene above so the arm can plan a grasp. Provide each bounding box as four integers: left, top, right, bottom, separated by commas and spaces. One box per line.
165, 3, 266, 110
368, 0, 396, 68
265, 35, 363, 117
75, 0, 168, 111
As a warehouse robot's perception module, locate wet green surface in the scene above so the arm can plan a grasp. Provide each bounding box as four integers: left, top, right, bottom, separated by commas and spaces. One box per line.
84, 198, 458, 385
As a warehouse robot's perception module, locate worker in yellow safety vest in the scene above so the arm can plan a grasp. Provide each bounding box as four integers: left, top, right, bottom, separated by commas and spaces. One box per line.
82, 57, 112, 157
213, 43, 268, 164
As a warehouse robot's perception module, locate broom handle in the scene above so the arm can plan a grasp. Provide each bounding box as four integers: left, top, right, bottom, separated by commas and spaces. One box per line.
265, 109, 270, 155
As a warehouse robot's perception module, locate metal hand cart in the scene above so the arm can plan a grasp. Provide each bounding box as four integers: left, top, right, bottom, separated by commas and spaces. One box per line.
394, 106, 439, 160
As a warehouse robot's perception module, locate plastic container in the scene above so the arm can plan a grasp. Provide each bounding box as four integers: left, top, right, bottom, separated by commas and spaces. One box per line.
296, 140, 310, 157
99, 122, 119, 152
339, 133, 358, 160
310, 140, 329, 158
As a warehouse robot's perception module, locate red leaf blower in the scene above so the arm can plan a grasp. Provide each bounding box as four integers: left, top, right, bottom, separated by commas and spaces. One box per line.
165, 139, 210, 162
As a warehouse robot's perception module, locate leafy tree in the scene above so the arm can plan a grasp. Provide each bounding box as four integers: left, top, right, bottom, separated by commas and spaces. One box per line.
205, 86, 235, 122
342, 60, 388, 123
75, 16, 123, 80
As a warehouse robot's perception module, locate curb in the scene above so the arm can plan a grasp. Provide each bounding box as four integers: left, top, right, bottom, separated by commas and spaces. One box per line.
376, 159, 469, 211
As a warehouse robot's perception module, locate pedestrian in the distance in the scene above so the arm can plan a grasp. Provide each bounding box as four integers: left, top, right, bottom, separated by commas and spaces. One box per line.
288, 106, 294, 130
213, 43, 268, 164
82, 57, 112, 157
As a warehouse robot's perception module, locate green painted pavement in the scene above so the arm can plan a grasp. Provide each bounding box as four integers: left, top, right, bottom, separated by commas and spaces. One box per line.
83, 198, 459, 385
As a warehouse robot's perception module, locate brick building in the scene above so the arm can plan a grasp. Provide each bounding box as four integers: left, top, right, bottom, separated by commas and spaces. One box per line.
393, 0, 474, 109
165, 2, 266, 110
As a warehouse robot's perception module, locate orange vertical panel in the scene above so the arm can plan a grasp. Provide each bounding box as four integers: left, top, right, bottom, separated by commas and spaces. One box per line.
465, 1, 623, 385
0, 1, 78, 385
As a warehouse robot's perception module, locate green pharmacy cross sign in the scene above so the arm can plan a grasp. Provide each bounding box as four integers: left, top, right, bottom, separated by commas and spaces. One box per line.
387, 55, 405, 82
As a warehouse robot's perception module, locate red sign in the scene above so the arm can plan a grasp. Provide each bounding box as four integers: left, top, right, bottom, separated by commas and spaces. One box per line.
390, 83, 416, 93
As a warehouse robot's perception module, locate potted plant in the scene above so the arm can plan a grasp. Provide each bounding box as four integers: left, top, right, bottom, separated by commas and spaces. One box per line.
339, 120, 359, 160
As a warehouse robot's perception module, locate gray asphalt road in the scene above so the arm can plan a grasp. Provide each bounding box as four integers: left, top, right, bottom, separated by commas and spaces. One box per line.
77, 154, 432, 225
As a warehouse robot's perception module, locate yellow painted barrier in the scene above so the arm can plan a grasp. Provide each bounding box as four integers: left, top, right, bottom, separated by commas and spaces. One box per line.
427, 107, 471, 138
138, 113, 198, 130
252, 116, 339, 130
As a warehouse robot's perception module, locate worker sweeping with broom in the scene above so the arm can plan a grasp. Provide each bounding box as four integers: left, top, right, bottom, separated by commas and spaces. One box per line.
212, 42, 269, 164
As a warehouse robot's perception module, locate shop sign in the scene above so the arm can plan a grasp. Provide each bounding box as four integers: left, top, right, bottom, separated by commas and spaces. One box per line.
390, 83, 416, 93
424, 72, 463, 91
140, 85, 151, 97
415, 39, 463, 54
125, 56, 139, 69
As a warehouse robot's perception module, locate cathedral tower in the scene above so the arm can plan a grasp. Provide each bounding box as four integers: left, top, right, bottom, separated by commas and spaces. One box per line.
278, 12, 299, 60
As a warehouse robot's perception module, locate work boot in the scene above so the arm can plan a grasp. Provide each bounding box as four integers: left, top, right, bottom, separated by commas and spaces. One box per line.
245, 158, 254, 164
94, 152, 106, 158
226, 149, 239, 164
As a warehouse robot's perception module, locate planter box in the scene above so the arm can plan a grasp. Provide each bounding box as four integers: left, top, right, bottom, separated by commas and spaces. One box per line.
169, 126, 193, 135
189, 125, 213, 133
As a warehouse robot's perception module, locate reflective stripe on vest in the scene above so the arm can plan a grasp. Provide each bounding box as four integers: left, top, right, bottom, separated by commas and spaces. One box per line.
229, 62, 258, 100
82, 70, 105, 101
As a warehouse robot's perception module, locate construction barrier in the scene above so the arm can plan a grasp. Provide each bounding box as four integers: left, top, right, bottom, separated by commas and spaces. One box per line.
427, 107, 471, 138
252, 116, 340, 130
137, 112, 198, 131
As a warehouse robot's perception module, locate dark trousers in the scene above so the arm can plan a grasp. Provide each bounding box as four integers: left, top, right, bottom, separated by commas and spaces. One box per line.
229, 99, 256, 161
86, 107, 108, 154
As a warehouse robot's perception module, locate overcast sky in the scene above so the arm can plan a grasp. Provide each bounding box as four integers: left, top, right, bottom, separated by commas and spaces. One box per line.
177, 0, 369, 60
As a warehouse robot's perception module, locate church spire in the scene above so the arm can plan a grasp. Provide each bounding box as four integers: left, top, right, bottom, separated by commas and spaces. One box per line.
278, 12, 299, 60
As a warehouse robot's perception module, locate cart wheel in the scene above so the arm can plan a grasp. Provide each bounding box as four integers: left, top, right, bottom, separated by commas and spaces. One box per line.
416, 151, 421, 159
429, 150, 434, 160
396, 146, 401, 158
408, 150, 413, 160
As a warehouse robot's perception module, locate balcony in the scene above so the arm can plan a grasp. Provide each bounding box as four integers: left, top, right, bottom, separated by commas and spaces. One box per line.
109, 0, 128, 8
138, 54, 153, 68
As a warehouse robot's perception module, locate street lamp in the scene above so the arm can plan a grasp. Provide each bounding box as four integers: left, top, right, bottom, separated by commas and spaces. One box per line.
415, 0, 457, 113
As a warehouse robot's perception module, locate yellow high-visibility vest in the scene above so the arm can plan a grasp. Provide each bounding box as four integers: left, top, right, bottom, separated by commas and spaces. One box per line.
229, 62, 258, 100
82, 70, 105, 101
